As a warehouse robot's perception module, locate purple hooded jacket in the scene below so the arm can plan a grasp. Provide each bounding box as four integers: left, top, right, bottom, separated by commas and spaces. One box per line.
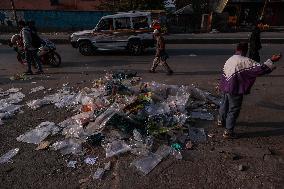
220, 54, 275, 95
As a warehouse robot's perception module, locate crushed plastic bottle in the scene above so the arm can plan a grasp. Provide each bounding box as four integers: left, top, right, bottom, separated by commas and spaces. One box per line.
0, 148, 19, 164
17, 122, 60, 144
105, 140, 131, 158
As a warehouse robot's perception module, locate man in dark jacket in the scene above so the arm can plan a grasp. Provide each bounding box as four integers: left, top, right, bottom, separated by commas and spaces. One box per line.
19, 20, 43, 75
218, 42, 281, 139
248, 22, 262, 62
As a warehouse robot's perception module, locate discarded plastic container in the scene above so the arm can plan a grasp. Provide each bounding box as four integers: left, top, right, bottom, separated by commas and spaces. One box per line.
0, 148, 19, 164
105, 140, 131, 158
17, 122, 59, 144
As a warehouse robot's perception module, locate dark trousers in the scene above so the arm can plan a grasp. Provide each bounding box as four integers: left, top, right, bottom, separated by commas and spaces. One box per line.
219, 93, 243, 133
26, 50, 42, 72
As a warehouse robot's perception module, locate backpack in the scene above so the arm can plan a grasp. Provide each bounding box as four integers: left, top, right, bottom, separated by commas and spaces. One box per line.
30, 30, 42, 48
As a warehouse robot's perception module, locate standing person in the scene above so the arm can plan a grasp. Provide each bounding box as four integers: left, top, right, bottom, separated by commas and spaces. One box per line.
218, 42, 281, 139
150, 29, 173, 75
19, 20, 43, 75
248, 21, 262, 62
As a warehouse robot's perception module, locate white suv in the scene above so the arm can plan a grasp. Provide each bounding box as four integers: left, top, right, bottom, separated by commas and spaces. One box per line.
70, 11, 155, 56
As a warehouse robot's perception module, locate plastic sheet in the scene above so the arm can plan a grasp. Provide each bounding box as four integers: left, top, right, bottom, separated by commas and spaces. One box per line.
30, 86, 45, 93
0, 148, 19, 164
188, 127, 207, 143
190, 111, 214, 121
105, 140, 131, 158
17, 122, 60, 144
52, 138, 83, 155
0, 105, 22, 119
131, 152, 162, 175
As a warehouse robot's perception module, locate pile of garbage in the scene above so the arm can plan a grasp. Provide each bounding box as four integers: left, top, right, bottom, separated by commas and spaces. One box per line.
1, 71, 221, 177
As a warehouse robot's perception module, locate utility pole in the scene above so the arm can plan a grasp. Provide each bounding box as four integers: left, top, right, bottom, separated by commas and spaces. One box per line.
10, 0, 18, 27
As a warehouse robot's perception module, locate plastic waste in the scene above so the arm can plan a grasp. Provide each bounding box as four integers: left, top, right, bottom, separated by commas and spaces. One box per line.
67, 161, 77, 168
52, 138, 83, 155
131, 152, 162, 175
155, 145, 172, 159
17, 122, 59, 144
104, 161, 111, 171
6, 88, 22, 93
27, 99, 50, 110
190, 111, 214, 121
0, 105, 22, 119
30, 86, 45, 93
171, 149, 183, 160
0, 148, 19, 164
84, 157, 98, 165
105, 140, 131, 158
93, 168, 105, 180
188, 127, 207, 143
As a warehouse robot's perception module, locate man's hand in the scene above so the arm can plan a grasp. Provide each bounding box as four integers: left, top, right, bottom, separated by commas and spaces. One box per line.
271, 54, 282, 62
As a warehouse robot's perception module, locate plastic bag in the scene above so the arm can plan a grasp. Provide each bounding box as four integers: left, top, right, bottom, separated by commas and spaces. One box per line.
30, 86, 45, 93
84, 157, 98, 165
105, 140, 131, 158
93, 168, 105, 180
17, 122, 59, 144
131, 153, 162, 175
67, 161, 77, 168
188, 127, 207, 143
0, 148, 19, 164
52, 138, 83, 155
190, 111, 214, 121
27, 99, 50, 110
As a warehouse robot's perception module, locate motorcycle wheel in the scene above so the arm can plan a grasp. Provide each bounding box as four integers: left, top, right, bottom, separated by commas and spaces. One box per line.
49, 51, 61, 67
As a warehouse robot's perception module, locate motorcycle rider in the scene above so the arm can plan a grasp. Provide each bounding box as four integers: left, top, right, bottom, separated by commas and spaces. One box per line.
19, 20, 43, 75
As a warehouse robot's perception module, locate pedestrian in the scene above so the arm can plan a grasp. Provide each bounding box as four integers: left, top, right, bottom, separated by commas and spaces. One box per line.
150, 29, 173, 75
218, 42, 281, 139
19, 20, 43, 75
248, 21, 262, 62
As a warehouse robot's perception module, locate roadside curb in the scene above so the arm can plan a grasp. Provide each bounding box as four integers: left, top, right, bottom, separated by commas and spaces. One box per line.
1, 38, 284, 45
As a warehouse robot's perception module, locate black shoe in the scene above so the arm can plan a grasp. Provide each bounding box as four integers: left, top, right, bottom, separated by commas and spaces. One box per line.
149, 70, 156, 73
24, 71, 33, 75
223, 131, 238, 139
35, 70, 44, 75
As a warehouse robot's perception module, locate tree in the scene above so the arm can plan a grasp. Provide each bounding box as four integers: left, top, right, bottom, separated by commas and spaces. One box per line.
98, 0, 165, 11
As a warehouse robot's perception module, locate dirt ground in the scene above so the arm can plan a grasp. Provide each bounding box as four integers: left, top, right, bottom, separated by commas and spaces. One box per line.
0, 44, 283, 189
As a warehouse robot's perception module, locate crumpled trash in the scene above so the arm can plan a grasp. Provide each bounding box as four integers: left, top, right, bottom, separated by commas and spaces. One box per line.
190, 111, 214, 121
0, 148, 19, 164
30, 86, 45, 93
67, 161, 77, 168
17, 122, 60, 144
27, 99, 51, 110
35, 141, 51, 150
188, 127, 207, 143
0, 105, 22, 119
52, 138, 83, 155
6, 88, 22, 93
84, 157, 98, 165
93, 168, 105, 180
104, 140, 131, 158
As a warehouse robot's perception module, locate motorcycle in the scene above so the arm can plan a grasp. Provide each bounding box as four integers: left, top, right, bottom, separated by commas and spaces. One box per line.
10, 34, 61, 67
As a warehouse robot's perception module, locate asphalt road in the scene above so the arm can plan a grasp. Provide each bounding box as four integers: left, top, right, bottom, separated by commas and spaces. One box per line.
0, 44, 284, 189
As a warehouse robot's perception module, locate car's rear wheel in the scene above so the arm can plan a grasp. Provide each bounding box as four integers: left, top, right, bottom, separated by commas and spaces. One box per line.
78, 41, 94, 56
128, 40, 143, 56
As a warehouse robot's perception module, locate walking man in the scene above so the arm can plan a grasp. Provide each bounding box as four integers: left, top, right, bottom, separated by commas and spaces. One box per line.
19, 20, 43, 75
150, 29, 173, 75
218, 42, 281, 139
248, 21, 262, 62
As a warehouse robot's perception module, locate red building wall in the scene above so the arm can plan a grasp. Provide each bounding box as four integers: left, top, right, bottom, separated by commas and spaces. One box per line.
0, 0, 102, 11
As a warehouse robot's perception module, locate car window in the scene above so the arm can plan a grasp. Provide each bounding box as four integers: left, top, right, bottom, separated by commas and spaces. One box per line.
133, 16, 149, 29
96, 18, 113, 31
114, 17, 131, 29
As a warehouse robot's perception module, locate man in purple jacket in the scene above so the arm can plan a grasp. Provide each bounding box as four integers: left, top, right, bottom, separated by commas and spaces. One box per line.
218, 42, 281, 139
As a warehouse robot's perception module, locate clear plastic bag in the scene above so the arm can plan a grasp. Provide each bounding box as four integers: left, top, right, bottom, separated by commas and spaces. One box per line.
17, 122, 59, 144
131, 152, 162, 175
0, 148, 19, 164
52, 138, 83, 155
104, 140, 131, 158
